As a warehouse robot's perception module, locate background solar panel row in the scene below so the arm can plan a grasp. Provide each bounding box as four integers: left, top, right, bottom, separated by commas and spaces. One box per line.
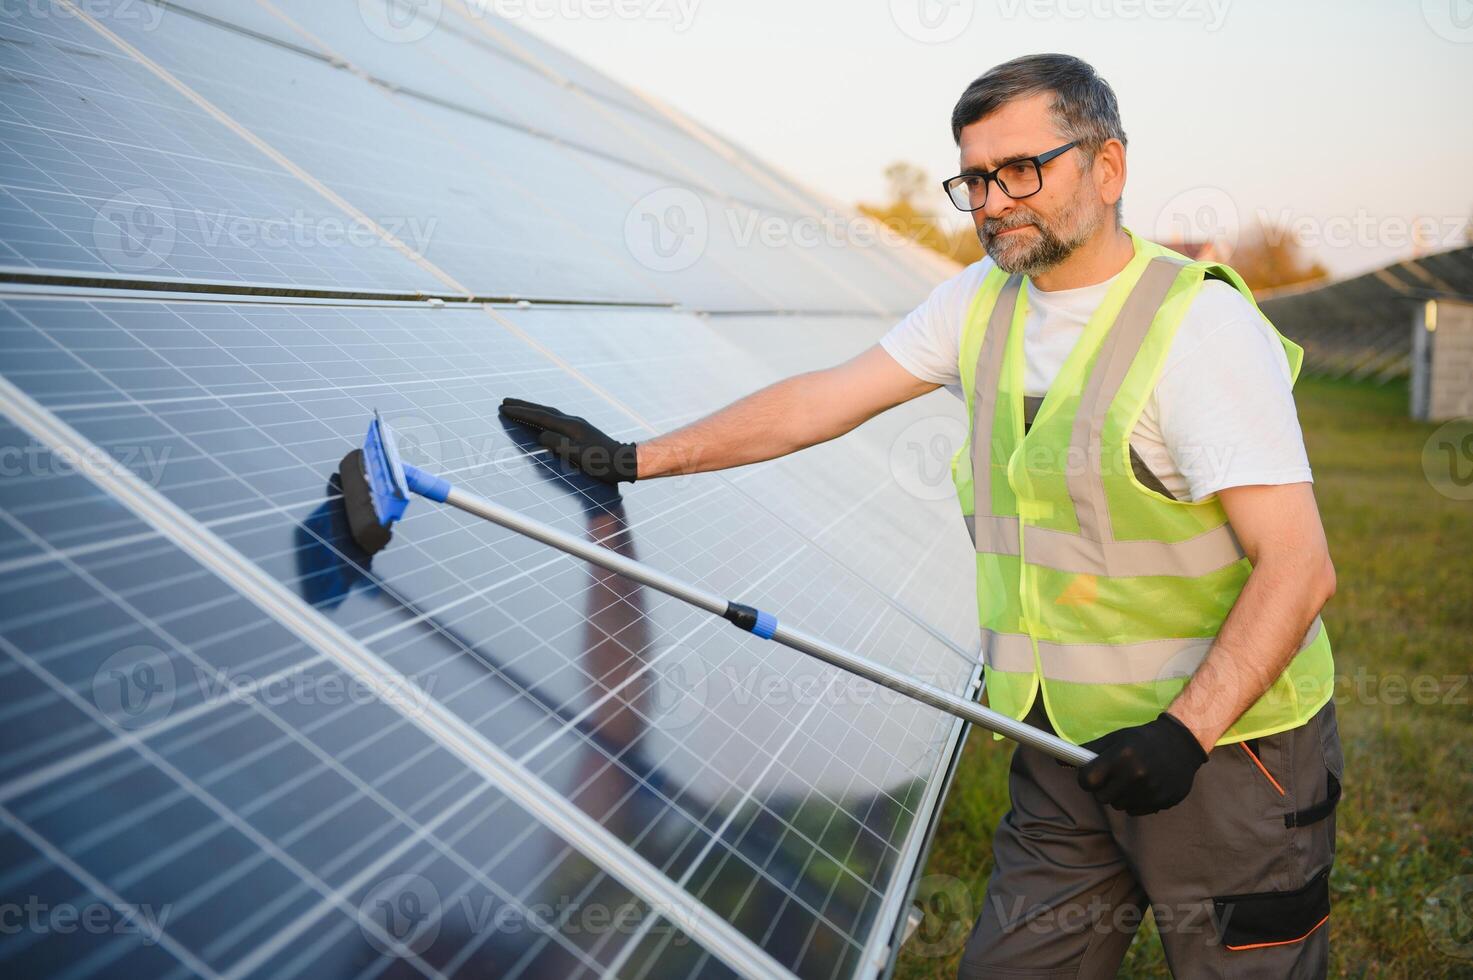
1258, 243, 1473, 383
1, 0, 943, 313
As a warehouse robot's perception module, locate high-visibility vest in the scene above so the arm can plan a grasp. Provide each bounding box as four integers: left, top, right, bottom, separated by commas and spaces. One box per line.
952, 227, 1335, 746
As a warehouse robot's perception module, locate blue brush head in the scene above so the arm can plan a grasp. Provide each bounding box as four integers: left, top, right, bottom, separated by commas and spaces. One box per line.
337, 411, 410, 555
363, 410, 411, 527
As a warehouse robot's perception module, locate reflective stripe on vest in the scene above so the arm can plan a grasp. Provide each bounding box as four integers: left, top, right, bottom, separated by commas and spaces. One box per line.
954, 230, 1335, 746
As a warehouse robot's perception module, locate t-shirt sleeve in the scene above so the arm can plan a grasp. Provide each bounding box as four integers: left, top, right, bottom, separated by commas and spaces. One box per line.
878, 263, 986, 386
1154, 282, 1314, 502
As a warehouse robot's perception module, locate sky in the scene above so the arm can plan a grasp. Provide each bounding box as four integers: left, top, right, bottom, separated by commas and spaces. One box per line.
512, 0, 1473, 278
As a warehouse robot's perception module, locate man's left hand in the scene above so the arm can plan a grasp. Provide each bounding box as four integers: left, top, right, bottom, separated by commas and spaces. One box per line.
1077, 713, 1208, 815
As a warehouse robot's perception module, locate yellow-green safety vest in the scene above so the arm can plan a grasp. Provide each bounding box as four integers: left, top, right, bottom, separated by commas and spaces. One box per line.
952, 227, 1335, 746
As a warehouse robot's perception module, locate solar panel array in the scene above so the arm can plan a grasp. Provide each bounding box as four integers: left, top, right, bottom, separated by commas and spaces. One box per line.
1257, 244, 1473, 384
0, 3, 976, 978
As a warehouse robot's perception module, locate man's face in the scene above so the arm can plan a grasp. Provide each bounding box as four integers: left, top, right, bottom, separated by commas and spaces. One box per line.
956, 92, 1106, 277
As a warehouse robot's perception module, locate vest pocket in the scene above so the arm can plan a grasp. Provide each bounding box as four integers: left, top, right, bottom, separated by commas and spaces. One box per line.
1213, 865, 1331, 950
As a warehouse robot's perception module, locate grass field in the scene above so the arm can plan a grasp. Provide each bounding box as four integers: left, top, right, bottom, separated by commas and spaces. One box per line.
893, 376, 1473, 979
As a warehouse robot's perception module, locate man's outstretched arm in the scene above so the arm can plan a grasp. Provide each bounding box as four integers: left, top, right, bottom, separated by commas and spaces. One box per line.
499, 345, 939, 484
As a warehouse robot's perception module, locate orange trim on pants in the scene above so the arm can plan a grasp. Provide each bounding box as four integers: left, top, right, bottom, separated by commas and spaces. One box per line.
1225, 913, 1329, 950
1239, 742, 1286, 796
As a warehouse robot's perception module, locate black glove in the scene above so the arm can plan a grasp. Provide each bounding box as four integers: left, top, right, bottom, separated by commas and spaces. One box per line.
1076, 712, 1208, 816
498, 397, 638, 486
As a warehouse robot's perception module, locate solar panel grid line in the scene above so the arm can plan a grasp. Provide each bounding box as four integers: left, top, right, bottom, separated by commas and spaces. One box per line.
431, 1, 909, 315
234, 1, 777, 308
5, 530, 709, 972
0, 0, 972, 954
0, 634, 452, 980
626, 86, 942, 316
76, 5, 771, 306
863, 671, 979, 979
52, 0, 474, 298
458, 37, 904, 320
0, 20, 445, 293
625, 87, 966, 299
0, 372, 804, 980
0, 278, 960, 972
603, 671, 852, 977
169, 0, 804, 223
611, 603, 907, 978
0, 528, 626, 980
0, 287, 930, 789
484, 306, 977, 667
0, 800, 225, 980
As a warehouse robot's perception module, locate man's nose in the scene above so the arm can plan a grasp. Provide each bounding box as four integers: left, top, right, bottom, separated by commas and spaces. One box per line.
979, 189, 1016, 223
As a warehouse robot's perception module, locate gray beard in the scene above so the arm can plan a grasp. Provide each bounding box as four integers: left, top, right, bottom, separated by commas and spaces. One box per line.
981, 196, 1102, 277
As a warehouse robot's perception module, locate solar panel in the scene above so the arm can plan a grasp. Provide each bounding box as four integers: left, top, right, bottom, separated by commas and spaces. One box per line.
0, 11, 444, 292
0, 2, 975, 977
4, 0, 937, 312
0, 418, 665, 978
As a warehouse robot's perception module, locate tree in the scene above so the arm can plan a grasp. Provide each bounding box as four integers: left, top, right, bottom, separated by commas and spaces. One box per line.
858, 162, 983, 266
1228, 220, 1329, 292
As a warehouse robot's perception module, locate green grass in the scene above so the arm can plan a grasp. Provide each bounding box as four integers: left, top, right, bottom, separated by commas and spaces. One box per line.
894, 376, 1473, 979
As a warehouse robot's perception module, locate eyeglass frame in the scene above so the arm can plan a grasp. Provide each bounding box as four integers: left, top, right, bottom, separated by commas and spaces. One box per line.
941, 140, 1079, 212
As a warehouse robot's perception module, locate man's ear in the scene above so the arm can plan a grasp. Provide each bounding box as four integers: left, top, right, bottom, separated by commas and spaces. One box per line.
1092, 138, 1127, 211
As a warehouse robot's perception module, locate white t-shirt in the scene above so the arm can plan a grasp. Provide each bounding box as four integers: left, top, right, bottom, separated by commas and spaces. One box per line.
880, 257, 1313, 502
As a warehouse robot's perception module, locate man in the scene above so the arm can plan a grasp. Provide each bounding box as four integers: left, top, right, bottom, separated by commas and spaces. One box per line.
500, 53, 1343, 978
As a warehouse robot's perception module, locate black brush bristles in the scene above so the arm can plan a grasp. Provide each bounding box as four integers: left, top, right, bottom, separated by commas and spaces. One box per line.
337, 448, 393, 556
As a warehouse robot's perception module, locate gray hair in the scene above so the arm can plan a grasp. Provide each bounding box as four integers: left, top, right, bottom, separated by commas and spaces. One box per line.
951, 54, 1127, 220
951, 53, 1127, 149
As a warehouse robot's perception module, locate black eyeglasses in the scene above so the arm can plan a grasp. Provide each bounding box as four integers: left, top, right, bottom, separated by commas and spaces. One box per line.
942, 141, 1078, 212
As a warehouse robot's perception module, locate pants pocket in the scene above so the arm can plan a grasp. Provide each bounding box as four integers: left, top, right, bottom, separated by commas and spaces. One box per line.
1212, 865, 1331, 950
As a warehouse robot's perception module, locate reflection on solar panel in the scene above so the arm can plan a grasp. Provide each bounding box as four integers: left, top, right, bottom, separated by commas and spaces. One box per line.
0, 3, 973, 978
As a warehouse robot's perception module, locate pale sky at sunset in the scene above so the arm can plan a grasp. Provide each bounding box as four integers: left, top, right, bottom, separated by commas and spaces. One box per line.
516, 0, 1473, 278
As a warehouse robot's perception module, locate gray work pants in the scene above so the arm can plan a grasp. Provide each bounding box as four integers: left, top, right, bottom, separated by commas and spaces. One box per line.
959, 697, 1343, 979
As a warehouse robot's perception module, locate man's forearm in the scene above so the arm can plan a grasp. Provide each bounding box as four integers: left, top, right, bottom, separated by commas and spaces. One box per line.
636, 371, 845, 479
1167, 549, 1336, 752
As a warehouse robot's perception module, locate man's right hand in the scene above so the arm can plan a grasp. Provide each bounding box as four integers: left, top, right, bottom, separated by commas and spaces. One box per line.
498, 398, 638, 485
